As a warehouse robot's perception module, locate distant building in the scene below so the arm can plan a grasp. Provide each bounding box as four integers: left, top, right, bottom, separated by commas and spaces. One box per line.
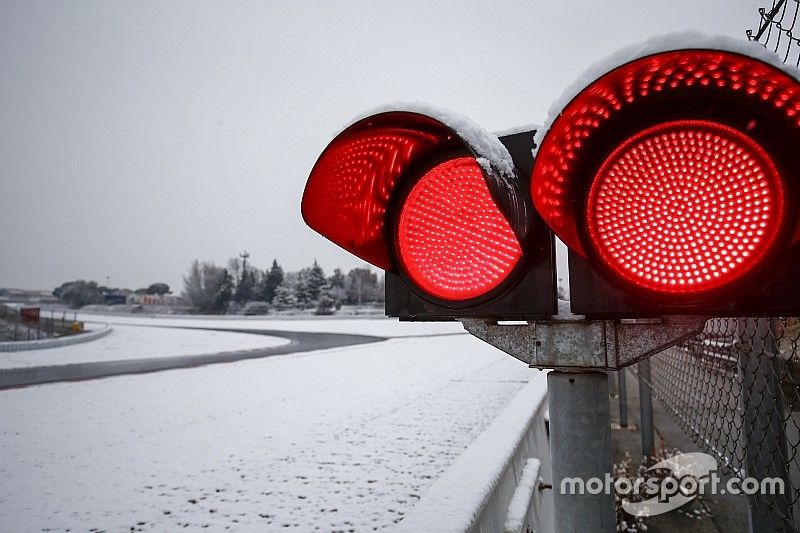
0, 288, 59, 305
127, 293, 182, 306
104, 293, 128, 305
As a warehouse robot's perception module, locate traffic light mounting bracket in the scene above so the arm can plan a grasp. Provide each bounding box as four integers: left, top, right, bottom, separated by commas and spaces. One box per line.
461, 313, 707, 371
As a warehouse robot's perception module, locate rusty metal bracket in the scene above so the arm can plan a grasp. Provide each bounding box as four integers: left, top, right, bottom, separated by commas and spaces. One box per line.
461, 315, 707, 371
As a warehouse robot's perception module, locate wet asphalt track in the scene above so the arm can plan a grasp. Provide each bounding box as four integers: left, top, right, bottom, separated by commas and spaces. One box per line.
0, 328, 387, 390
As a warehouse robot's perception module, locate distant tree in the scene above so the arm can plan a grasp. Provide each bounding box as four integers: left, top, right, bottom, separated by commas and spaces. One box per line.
227, 257, 242, 285
146, 283, 170, 295
328, 268, 346, 290
374, 273, 385, 303
183, 260, 226, 313
345, 268, 380, 305
234, 266, 256, 303
215, 269, 234, 312
53, 282, 69, 299
306, 260, 326, 301
295, 260, 326, 308
557, 278, 569, 300
294, 274, 311, 309
327, 268, 346, 306
243, 301, 270, 316
272, 283, 298, 311
54, 280, 103, 308
315, 285, 336, 315
232, 251, 259, 304
260, 260, 284, 303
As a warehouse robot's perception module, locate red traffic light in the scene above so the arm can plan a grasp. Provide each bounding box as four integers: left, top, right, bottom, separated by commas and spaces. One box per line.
302, 106, 541, 310
587, 119, 784, 294
532, 43, 800, 302
395, 156, 523, 301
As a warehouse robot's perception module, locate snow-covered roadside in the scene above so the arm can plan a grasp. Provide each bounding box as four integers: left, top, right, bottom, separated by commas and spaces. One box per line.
0, 334, 540, 531
0, 323, 289, 369
72, 311, 466, 337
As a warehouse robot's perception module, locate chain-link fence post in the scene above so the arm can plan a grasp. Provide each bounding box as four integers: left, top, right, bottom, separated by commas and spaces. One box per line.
608, 370, 618, 397
548, 371, 615, 532
739, 317, 793, 531
618, 369, 629, 428
638, 359, 655, 458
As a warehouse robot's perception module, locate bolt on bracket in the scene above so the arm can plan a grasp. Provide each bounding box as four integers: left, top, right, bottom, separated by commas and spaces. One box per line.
460, 315, 707, 371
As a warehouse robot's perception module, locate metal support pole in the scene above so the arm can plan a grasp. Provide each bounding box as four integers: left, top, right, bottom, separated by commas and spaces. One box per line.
618, 368, 629, 428
607, 370, 618, 397
739, 317, 791, 531
638, 359, 655, 458
548, 371, 615, 533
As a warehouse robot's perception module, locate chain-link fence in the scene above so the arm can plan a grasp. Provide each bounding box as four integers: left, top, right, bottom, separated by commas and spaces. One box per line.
748, 0, 800, 66
637, 318, 800, 531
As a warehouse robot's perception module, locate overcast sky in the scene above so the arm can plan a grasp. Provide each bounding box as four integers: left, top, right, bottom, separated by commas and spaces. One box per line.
0, 0, 762, 291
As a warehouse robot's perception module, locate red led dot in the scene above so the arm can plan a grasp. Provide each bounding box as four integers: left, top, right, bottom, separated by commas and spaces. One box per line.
397, 157, 522, 301
586, 120, 784, 294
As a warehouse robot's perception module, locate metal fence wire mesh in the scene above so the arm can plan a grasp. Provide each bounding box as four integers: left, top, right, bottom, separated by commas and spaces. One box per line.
638, 318, 800, 530
748, 0, 800, 67
622, 6, 800, 531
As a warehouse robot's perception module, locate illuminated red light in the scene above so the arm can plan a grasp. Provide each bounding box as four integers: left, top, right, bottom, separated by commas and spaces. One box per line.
587, 120, 784, 293
396, 157, 522, 301
303, 117, 451, 269
532, 49, 800, 258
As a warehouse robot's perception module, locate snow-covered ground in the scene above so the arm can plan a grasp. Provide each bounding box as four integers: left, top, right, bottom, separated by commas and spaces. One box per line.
72, 311, 466, 338
0, 329, 541, 531
0, 323, 289, 369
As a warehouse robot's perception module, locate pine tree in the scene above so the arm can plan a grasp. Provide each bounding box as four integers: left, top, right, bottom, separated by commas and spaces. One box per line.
272, 283, 298, 311
294, 273, 311, 308
305, 260, 327, 301
261, 260, 284, 303
315, 285, 336, 315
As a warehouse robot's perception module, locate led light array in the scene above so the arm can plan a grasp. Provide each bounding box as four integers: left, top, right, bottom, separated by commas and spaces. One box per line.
397, 157, 522, 300
587, 120, 784, 293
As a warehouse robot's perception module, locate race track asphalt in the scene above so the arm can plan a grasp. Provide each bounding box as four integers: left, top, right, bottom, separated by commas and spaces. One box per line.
0, 328, 387, 390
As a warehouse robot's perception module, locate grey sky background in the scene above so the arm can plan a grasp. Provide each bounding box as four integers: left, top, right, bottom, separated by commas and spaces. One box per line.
1, 0, 761, 291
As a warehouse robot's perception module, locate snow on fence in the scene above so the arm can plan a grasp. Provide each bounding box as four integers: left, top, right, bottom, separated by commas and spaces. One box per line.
396, 374, 553, 533
0, 323, 113, 352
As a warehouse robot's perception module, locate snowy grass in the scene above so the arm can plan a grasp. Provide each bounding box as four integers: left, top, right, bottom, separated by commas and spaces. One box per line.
0, 323, 289, 369
0, 333, 538, 531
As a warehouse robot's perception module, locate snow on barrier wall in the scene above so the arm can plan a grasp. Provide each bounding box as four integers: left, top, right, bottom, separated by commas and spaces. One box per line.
396, 374, 553, 533
0, 324, 113, 352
